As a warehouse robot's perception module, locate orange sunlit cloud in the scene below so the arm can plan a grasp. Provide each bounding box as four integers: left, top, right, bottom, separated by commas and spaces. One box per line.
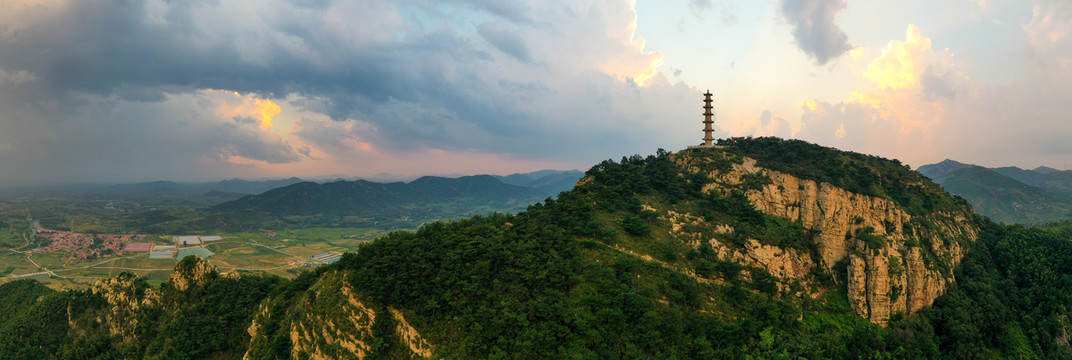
212, 90, 282, 130
599, 37, 664, 86
252, 99, 281, 130
862, 25, 935, 90
598, 0, 664, 86
834, 123, 846, 139
846, 25, 957, 134
221, 154, 274, 166
337, 138, 376, 153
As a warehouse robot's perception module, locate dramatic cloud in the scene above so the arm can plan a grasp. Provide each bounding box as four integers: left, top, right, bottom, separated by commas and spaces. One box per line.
0, 89, 310, 184
860, 25, 952, 91
7, 1, 1064, 185
792, 18, 1072, 169
792, 25, 963, 163
0, 0, 698, 185
780, 0, 853, 65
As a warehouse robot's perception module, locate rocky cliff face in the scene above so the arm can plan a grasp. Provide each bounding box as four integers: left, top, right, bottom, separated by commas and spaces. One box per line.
167, 255, 222, 292
93, 273, 155, 342
91, 257, 240, 342
672, 152, 978, 325
244, 271, 434, 359
84, 251, 437, 359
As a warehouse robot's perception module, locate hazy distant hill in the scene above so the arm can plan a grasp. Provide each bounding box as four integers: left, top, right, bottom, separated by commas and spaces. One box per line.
495, 169, 584, 195
990, 166, 1047, 187
918, 160, 1072, 223
1033, 165, 1059, 174
921, 159, 1072, 193
916, 159, 974, 179
201, 177, 306, 195
98, 177, 307, 198
0, 177, 306, 201
986, 166, 1072, 192
210, 173, 575, 217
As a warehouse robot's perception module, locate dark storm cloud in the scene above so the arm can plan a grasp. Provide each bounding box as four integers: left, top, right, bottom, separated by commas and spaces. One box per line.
779, 0, 852, 65
0, 89, 308, 185
0, 0, 700, 185
0, 0, 506, 151
0, 0, 434, 103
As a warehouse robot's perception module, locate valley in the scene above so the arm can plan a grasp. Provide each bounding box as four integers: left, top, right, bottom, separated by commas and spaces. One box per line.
0, 170, 581, 291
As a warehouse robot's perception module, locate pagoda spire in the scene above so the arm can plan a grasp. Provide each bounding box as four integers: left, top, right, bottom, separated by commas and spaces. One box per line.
702, 90, 715, 146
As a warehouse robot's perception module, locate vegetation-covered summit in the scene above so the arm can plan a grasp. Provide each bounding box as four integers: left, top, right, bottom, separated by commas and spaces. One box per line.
719, 137, 970, 217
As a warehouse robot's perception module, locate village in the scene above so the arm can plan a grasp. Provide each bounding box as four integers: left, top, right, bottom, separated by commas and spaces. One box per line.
31, 228, 264, 262
32, 228, 138, 261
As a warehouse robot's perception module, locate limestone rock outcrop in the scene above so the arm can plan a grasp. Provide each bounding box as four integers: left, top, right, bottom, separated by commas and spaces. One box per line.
93, 274, 156, 341
244, 271, 435, 360
168, 256, 217, 292
675, 153, 978, 325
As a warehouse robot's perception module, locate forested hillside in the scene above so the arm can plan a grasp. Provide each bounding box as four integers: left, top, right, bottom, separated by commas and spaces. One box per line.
1, 138, 1070, 358
210, 176, 544, 216
918, 159, 1072, 223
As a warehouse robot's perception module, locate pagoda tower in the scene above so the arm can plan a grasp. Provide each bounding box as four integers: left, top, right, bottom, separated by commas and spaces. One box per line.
702, 90, 715, 146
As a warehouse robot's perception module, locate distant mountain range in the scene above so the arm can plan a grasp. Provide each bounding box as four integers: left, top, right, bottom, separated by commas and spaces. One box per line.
0, 169, 582, 202
494, 169, 583, 195
917, 159, 1072, 223
0, 178, 308, 208
209, 170, 584, 218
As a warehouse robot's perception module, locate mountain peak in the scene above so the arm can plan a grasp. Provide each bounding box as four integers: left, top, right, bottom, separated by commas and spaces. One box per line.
1033, 166, 1059, 174
916, 159, 976, 180
568, 137, 979, 325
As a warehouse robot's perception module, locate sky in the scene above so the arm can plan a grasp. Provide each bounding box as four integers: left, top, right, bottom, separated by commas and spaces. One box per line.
0, 0, 1070, 185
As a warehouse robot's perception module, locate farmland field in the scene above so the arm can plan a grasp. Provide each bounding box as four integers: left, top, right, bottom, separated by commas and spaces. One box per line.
0, 226, 390, 290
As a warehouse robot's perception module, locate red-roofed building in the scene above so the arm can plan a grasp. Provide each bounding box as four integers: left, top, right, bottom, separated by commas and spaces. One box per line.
123, 243, 153, 252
